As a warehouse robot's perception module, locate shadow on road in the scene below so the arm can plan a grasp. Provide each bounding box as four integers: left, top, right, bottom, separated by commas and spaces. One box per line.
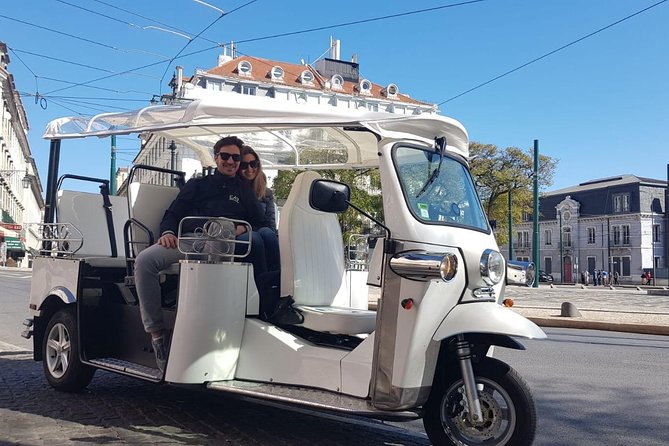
0, 353, 428, 445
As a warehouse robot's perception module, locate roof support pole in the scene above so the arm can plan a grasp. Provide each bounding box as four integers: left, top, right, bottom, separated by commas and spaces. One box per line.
43, 139, 61, 225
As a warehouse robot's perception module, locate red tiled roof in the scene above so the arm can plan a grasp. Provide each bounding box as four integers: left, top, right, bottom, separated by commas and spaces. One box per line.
204, 55, 431, 106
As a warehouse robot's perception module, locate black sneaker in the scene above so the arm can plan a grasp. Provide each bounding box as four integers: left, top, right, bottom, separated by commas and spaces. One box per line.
151, 336, 168, 374
268, 297, 304, 325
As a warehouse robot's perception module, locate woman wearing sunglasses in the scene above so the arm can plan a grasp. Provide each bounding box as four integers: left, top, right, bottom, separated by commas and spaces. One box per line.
239, 145, 280, 273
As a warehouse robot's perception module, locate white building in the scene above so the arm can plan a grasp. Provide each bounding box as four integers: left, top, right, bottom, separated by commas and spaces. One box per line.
130, 40, 436, 187
500, 175, 668, 285
0, 42, 45, 267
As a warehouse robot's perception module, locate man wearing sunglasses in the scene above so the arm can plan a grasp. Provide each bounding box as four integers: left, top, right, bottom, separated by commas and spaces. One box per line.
134, 135, 266, 374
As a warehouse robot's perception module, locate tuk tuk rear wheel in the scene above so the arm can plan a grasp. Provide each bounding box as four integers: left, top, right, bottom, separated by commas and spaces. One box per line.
423, 357, 536, 446
42, 307, 95, 392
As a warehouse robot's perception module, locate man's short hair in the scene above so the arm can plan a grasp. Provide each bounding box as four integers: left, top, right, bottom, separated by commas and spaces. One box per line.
213, 136, 244, 154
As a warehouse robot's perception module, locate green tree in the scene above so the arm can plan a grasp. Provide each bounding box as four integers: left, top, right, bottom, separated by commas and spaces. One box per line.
469, 142, 557, 245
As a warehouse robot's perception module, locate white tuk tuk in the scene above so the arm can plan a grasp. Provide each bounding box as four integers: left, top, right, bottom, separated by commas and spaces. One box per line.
22, 95, 544, 445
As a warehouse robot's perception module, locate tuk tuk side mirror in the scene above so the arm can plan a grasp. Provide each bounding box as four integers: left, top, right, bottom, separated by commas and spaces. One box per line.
309, 179, 350, 213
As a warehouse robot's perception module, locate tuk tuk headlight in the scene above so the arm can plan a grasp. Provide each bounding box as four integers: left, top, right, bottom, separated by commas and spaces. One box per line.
480, 249, 504, 286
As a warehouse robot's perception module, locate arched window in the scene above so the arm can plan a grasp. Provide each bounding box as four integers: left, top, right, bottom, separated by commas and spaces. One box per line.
237, 60, 252, 76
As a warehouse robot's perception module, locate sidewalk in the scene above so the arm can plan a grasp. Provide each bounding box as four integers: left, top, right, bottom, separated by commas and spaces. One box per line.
505, 284, 669, 335
368, 284, 669, 336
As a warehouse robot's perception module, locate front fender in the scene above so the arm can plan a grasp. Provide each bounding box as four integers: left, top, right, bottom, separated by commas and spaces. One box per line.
433, 302, 547, 341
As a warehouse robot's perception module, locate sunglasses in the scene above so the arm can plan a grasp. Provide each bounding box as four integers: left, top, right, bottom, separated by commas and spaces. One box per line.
240, 160, 259, 170
216, 152, 241, 162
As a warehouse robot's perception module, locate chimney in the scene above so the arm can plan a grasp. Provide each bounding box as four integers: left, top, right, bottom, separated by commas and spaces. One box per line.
329, 37, 341, 60
217, 45, 232, 66
176, 66, 183, 91
230, 41, 236, 59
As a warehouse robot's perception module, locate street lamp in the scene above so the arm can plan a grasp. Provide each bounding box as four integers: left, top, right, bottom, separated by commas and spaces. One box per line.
0, 169, 32, 189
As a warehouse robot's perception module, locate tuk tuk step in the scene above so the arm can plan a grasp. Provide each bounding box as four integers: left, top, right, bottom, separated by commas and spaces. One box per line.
89, 358, 162, 381
207, 380, 421, 421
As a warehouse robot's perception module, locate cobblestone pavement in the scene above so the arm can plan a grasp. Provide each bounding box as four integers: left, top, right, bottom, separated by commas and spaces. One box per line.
0, 352, 429, 446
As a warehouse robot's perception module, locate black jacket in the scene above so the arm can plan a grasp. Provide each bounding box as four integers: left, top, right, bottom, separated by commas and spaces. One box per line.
160, 172, 263, 235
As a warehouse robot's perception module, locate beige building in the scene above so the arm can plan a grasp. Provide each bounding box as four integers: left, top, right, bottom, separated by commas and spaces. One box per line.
0, 42, 45, 267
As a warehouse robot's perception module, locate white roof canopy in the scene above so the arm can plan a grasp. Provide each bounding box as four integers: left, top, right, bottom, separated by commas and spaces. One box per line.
43, 95, 469, 168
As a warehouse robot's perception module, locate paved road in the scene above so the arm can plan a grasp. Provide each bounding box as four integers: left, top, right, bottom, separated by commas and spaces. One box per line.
0, 268, 32, 351
3, 269, 668, 445
497, 328, 669, 446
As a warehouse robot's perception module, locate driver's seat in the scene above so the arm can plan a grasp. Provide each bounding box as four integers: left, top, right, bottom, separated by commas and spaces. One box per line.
279, 171, 376, 334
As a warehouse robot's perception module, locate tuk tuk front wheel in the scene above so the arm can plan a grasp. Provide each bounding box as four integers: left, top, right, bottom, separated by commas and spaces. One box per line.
42, 308, 95, 392
423, 357, 536, 446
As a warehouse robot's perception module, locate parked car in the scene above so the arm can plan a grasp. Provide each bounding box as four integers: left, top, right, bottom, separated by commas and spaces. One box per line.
538, 270, 554, 282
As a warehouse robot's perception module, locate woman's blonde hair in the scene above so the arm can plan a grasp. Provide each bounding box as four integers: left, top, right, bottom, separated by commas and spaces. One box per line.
241, 145, 267, 199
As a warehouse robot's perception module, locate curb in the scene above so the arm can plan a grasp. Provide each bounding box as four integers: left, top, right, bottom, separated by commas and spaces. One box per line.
527, 317, 669, 336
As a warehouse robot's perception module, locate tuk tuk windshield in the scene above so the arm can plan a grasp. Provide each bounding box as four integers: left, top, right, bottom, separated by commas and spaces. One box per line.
393, 145, 489, 231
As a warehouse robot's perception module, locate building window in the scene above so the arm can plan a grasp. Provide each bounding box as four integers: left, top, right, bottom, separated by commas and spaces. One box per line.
653, 224, 660, 242
516, 256, 530, 262
237, 60, 253, 76
613, 226, 621, 245
622, 225, 630, 245
270, 66, 284, 81
544, 229, 552, 245
521, 211, 532, 222
587, 227, 596, 244
655, 256, 662, 269
613, 193, 630, 213
331, 74, 344, 90
545, 257, 552, 275
612, 256, 631, 276
241, 85, 256, 96
516, 231, 530, 248
563, 227, 572, 247
300, 70, 314, 85
359, 78, 372, 94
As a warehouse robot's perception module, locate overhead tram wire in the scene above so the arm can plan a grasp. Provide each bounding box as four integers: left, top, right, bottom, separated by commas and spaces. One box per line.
158, 0, 258, 93
437, 0, 669, 105
86, 0, 222, 47
39, 0, 485, 98
232, 0, 485, 46
55, 0, 143, 29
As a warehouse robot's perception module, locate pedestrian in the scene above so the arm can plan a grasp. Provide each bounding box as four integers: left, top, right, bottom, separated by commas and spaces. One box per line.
0, 240, 6, 267
646, 270, 653, 285
585, 270, 590, 285
641, 271, 647, 285
134, 135, 265, 373
613, 271, 619, 285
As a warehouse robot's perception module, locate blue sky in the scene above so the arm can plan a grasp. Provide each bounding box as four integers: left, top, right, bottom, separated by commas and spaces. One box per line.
1, 0, 667, 192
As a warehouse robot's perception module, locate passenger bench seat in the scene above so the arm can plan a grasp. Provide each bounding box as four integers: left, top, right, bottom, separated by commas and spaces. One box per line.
279, 171, 376, 334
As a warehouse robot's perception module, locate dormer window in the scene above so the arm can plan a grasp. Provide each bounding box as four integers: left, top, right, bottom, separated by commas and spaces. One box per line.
331, 74, 344, 90
300, 70, 314, 85
237, 60, 253, 76
383, 83, 398, 98
359, 79, 372, 95
270, 66, 284, 81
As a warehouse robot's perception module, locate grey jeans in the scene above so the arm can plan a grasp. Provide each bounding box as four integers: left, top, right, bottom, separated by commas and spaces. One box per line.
134, 243, 186, 334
